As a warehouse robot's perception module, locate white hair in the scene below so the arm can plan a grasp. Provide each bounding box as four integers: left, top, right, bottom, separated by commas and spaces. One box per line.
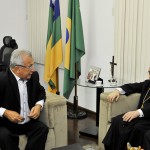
10, 49, 32, 68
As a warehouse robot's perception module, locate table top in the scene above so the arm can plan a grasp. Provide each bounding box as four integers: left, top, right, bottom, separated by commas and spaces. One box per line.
77, 79, 122, 89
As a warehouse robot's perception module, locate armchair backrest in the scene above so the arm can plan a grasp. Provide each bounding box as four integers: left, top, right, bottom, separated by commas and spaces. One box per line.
0, 36, 18, 71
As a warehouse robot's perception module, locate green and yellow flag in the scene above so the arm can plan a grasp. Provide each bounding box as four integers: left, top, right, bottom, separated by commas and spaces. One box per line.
63, 0, 85, 99
44, 0, 63, 93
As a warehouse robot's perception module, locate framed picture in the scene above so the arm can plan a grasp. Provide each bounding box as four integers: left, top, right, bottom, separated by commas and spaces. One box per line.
86, 66, 101, 84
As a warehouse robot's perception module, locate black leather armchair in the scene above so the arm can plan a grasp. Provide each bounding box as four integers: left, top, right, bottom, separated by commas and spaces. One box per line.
0, 36, 18, 71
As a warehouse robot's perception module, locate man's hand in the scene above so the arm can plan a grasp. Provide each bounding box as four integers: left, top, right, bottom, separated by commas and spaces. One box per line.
122, 110, 140, 122
28, 104, 41, 119
107, 90, 120, 103
3, 110, 24, 123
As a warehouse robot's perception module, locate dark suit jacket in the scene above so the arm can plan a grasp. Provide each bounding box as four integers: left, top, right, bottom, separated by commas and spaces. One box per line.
0, 68, 46, 125
121, 80, 150, 118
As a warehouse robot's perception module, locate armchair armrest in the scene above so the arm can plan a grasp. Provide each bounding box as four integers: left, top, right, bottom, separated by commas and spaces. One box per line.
39, 91, 67, 128
101, 92, 141, 122
19, 91, 67, 150
42, 91, 68, 147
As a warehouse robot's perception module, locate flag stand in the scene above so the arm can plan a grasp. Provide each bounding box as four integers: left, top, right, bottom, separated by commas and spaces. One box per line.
67, 63, 87, 119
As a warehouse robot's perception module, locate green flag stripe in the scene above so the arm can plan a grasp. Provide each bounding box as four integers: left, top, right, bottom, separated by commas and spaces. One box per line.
63, 68, 75, 98
46, 9, 53, 45
51, 17, 62, 47
48, 80, 56, 90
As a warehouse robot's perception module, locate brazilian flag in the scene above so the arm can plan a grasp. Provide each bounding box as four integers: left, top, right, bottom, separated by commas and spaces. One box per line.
44, 0, 63, 93
63, 0, 85, 99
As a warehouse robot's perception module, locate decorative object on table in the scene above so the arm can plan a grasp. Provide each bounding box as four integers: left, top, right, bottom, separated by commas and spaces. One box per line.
86, 66, 101, 84
96, 80, 102, 86
108, 56, 117, 85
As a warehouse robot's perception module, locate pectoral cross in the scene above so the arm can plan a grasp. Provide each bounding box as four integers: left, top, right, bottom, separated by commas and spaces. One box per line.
110, 56, 117, 78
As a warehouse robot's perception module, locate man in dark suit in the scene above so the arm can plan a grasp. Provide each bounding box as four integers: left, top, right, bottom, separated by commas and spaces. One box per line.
0, 49, 48, 150
103, 68, 150, 150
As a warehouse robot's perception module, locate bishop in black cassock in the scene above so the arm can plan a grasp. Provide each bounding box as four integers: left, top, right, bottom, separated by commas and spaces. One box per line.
103, 77, 150, 150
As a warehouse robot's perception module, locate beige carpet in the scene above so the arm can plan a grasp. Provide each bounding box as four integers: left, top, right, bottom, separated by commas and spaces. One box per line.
82, 144, 99, 150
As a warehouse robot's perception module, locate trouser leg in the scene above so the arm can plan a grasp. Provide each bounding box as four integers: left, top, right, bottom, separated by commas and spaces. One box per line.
143, 130, 150, 150
0, 127, 19, 150
103, 114, 136, 150
25, 121, 48, 150
104, 145, 112, 150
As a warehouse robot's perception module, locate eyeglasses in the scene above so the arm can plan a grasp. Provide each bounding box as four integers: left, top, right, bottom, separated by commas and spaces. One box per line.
16, 64, 34, 70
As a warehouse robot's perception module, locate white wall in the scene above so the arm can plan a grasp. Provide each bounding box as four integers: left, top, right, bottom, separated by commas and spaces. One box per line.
0, 0, 115, 112
0, 0, 28, 49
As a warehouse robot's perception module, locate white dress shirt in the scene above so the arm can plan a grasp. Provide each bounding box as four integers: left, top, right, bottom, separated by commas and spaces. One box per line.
0, 70, 44, 124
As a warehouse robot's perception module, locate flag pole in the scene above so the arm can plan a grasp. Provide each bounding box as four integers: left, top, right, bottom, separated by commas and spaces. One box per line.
73, 62, 78, 113
56, 68, 60, 95
67, 63, 87, 119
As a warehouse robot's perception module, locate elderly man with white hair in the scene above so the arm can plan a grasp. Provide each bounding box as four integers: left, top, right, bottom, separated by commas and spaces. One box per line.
0, 49, 48, 150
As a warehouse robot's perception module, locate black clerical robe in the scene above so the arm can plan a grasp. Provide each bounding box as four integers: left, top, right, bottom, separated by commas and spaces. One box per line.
102, 80, 150, 150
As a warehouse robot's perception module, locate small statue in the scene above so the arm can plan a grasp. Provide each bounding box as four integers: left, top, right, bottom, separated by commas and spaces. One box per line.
109, 56, 117, 85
